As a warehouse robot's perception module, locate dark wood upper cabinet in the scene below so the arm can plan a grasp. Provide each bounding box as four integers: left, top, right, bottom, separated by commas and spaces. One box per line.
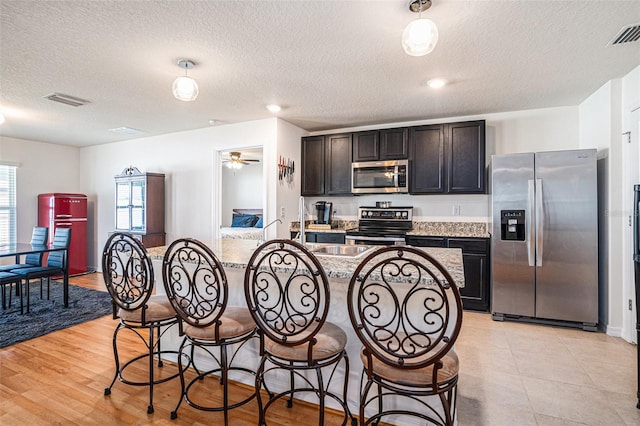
301, 135, 325, 196
409, 120, 486, 195
352, 131, 379, 162
409, 125, 445, 194
325, 133, 352, 195
446, 120, 486, 193
380, 128, 408, 160
303, 120, 484, 196
353, 128, 408, 162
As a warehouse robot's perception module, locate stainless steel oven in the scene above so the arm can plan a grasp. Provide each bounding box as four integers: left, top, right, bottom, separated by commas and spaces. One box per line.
351, 160, 408, 194
346, 206, 413, 246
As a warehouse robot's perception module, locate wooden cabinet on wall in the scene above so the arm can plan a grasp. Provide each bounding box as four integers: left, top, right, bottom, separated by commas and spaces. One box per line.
409, 120, 486, 194
447, 120, 486, 193
325, 133, 353, 195
301, 120, 484, 196
301, 134, 352, 196
114, 167, 165, 247
301, 136, 325, 196
353, 128, 408, 162
405, 235, 490, 312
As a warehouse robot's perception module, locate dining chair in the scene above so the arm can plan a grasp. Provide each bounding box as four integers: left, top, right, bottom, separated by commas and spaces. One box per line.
0, 226, 49, 272
346, 246, 463, 426
102, 232, 184, 414
0, 271, 21, 310
244, 239, 355, 426
12, 227, 70, 314
162, 237, 258, 423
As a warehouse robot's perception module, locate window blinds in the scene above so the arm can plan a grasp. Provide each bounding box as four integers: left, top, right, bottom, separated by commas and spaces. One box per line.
0, 165, 17, 245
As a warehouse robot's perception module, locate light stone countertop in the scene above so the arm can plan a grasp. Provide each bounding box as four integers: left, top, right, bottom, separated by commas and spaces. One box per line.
407, 221, 491, 238
147, 238, 465, 288
290, 220, 491, 238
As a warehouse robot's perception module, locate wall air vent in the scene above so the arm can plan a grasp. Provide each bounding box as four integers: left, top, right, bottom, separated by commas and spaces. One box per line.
608, 23, 640, 45
43, 92, 90, 107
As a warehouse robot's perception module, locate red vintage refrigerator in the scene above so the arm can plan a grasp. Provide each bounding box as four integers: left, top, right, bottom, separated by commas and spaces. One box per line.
38, 193, 88, 276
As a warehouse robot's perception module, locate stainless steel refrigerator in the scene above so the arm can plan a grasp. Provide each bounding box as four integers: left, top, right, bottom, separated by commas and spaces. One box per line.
491, 149, 598, 330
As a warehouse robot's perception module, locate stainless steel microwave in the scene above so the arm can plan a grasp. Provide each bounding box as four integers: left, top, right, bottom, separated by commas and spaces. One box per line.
351, 159, 409, 194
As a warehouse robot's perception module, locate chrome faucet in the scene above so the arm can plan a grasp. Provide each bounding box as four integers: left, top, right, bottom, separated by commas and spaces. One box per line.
259, 218, 282, 245
298, 196, 305, 245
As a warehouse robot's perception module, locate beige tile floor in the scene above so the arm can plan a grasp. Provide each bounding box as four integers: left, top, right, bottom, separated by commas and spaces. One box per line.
456, 312, 639, 426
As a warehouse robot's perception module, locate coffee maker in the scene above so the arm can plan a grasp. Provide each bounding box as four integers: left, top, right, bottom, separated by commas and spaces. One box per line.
314, 201, 333, 225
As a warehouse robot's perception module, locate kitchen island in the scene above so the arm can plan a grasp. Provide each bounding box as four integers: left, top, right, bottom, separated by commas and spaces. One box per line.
146, 239, 464, 425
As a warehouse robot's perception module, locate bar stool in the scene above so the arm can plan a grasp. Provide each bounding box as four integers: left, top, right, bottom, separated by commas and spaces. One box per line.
162, 237, 258, 424
244, 239, 355, 426
346, 246, 463, 426
102, 232, 184, 414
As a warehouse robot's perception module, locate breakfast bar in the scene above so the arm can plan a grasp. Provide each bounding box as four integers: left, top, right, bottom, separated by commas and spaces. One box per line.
147, 238, 465, 424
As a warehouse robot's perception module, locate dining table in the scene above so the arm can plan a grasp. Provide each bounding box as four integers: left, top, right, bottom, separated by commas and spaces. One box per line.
0, 243, 70, 308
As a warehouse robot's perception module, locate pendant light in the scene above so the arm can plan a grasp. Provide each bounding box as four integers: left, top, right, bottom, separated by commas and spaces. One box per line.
172, 59, 199, 101
402, 0, 438, 57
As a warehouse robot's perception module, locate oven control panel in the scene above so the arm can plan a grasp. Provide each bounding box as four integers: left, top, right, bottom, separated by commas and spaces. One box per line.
358, 207, 413, 221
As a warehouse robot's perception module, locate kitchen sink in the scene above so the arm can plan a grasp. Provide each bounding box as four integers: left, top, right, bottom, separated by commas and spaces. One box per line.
310, 244, 373, 257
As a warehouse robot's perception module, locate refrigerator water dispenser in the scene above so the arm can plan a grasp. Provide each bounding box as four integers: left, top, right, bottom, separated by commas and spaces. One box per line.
500, 210, 525, 241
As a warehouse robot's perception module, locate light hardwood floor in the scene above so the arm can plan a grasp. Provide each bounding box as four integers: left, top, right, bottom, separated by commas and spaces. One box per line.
1, 273, 638, 425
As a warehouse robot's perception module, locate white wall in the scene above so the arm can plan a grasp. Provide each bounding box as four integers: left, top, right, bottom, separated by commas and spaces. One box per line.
0, 136, 80, 243
274, 119, 307, 239
78, 118, 279, 271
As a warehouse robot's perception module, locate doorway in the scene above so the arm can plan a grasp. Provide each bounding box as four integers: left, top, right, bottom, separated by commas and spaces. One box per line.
215, 147, 264, 238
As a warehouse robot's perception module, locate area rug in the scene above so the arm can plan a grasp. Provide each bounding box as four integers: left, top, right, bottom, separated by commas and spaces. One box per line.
0, 282, 112, 348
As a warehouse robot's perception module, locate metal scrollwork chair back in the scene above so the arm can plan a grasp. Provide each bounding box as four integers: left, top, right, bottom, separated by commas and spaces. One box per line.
102, 232, 183, 415
245, 239, 355, 426
245, 239, 328, 350
103, 232, 153, 316
347, 245, 463, 426
162, 237, 257, 423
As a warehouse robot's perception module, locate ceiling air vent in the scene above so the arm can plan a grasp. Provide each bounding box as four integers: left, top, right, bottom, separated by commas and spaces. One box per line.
108, 127, 145, 136
609, 23, 640, 45
43, 92, 90, 107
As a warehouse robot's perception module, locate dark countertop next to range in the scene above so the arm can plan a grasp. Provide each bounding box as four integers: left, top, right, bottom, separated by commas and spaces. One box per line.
291, 220, 491, 239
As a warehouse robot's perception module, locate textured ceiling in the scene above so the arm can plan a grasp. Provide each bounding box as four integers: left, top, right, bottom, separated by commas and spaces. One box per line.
0, 0, 639, 147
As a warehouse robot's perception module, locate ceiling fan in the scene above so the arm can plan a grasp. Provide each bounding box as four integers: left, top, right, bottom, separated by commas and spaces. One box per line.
222, 151, 260, 169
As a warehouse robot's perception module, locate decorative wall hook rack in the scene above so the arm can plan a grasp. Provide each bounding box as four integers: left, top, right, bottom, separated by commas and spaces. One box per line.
278, 156, 294, 182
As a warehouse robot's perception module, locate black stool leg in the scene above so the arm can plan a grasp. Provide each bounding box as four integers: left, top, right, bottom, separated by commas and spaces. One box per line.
147, 324, 155, 414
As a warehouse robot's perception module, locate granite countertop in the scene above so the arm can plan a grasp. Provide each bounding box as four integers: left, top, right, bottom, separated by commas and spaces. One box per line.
290, 220, 491, 239
147, 238, 465, 288
407, 221, 491, 239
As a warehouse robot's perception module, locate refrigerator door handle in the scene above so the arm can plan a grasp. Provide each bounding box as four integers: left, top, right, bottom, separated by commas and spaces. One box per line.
535, 179, 543, 267
527, 179, 535, 267
55, 214, 73, 218
56, 223, 73, 226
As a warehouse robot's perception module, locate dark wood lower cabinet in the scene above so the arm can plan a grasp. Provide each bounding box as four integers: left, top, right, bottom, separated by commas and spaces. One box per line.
289, 231, 346, 244
405, 236, 490, 311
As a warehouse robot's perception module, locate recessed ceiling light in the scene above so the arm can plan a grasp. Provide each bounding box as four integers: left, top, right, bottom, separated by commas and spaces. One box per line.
209, 119, 217, 125
426, 78, 447, 89
266, 104, 281, 113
